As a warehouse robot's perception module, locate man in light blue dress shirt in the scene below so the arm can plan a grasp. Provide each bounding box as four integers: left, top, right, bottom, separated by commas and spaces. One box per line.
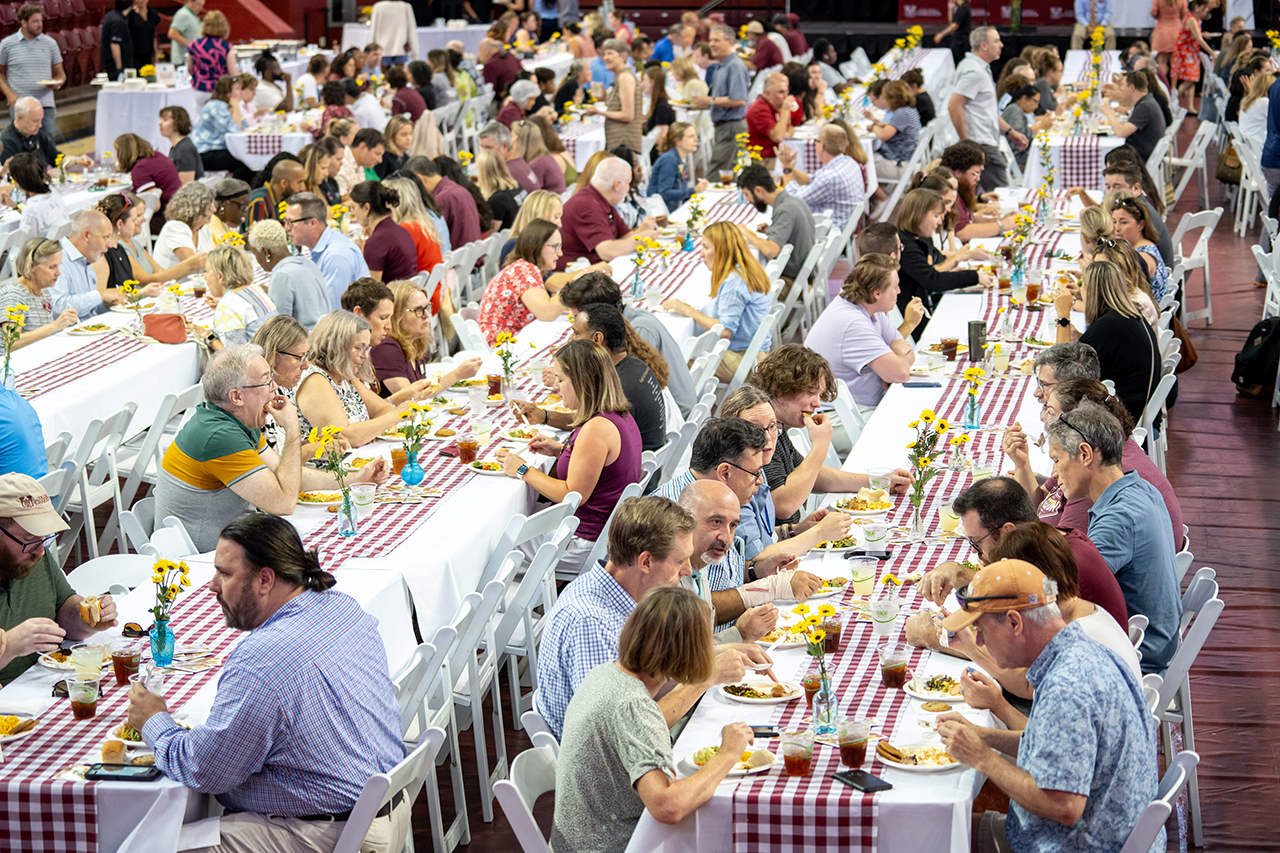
1071, 0, 1113, 50
283, 193, 369, 308
50, 210, 118, 318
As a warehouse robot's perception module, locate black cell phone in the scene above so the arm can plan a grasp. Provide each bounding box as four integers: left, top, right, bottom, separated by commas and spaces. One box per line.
85, 763, 162, 782
903, 381, 943, 388
833, 768, 893, 793
750, 725, 780, 738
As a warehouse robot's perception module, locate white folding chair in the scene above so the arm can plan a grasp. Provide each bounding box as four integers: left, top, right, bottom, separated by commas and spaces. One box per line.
567, 481, 644, 580
1169, 121, 1215, 209
520, 710, 559, 756
45, 430, 72, 470
830, 378, 868, 458
1251, 243, 1280, 320
1147, 567, 1223, 848
449, 578, 509, 822
392, 635, 450, 741
764, 243, 793, 284
62, 402, 138, 562
119, 496, 156, 554
1139, 370, 1177, 474
138, 516, 199, 560
331, 727, 448, 853
421, 618, 471, 853
0, 225, 31, 280
454, 302, 489, 352
1117, 751, 1200, 853
493, 745, 557, 853
690, 337, 729, 393
721, 305, 781, 398
1169, 208, 1223, 326
1127, 613, 1148, 662
65, 553, 159, 599
476, 492, 582, 590
680, 323, 725, 361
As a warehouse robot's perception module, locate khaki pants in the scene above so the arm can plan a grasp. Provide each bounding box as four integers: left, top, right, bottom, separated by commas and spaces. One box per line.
189, 800, 411, 853
1070, 23, 1115, 50
715, 348, 759, 383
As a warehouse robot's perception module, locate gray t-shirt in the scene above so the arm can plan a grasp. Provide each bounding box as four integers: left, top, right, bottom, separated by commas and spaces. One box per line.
0, 32, 62, 108
710, 52, 749, 122
623, 304, 696, 416
550, 662, 675, 853
1124, 93, 1166, 164
951, 53, 1000, 146
767, 189, 815, 281
168, 5, 201, 67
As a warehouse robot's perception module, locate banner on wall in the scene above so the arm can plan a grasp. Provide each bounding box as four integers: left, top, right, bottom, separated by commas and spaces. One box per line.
898, 1, 1077, 27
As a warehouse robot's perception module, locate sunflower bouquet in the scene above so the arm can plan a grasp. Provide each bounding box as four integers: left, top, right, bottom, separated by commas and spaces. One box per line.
397, 402, 434, 457
330, 204, 349, 230
3, 303, 26, 380
494, 330, 521, 385
149, 558, 191, 623
905, 409, 948, 519
308, 425, 348, 493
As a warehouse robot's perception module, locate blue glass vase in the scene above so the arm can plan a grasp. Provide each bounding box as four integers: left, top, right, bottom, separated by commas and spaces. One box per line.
682, 231, 694, 252
964, 394, 982, 430
149, 619, 174, 667
631, 267, 643, 299
337, 492, 358, 537
401, 454, 424, 485
812, 677, 839, 736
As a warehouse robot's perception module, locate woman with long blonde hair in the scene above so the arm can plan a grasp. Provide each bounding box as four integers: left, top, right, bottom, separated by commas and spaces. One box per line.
528, 114, 577, 183
662, 221, 773, 380
382, 175, 442, 275
516, 120, 567, 193
475, 148, 525, 230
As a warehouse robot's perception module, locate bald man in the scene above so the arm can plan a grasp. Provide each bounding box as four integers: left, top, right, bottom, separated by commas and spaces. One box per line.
244, 159, 306, 232
745, 72, 799, 168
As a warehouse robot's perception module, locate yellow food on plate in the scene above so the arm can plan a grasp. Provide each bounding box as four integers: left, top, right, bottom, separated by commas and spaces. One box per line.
817, 538, 858, 549
347, 457, 374, 468
822, 577, 849, 588
470, 461, 502, 471
434, 428, 457, 437
486, 394, 503, 402
298, 491, 342, 503
77, 323, 110, 331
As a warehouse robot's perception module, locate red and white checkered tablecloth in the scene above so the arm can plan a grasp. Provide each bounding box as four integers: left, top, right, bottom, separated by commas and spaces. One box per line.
14, 332, 149, 400
560, 116, 606, 163
0, 585, 243, 852
244, 134, 285, 157
1057, 135, 1102, 192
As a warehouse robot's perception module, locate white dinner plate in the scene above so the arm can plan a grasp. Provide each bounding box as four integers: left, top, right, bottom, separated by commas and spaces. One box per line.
296, 492, 345, 507
1022, 337, 1054, 350
877, 743, 962, 773
718, 680, 802, 705
904, 677, 965, 704
109, 302, 156, 314
37, 652, 75, 672
65, 324, 115, 336
678, 749, 776, 777
108, 724, 147, 747
835, 504, 894, 518
0, 715, 40, 743
466, 460, 506, 476
374, 432, 408, 444
499, 427, 541, 443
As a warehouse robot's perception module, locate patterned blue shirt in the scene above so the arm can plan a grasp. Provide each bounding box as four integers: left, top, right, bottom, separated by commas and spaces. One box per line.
653, 469, 745, 591
1086, 471, 1182, 673
791, 153, 865, 230
534, 562, 638, 740
191, 99, 246, 154
1008, 621, 1161, 853
142, 590, 406, 815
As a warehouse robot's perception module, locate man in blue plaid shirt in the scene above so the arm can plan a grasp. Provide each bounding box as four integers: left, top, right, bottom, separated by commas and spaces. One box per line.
127, 514, 407, 853
534, 495, 774, 740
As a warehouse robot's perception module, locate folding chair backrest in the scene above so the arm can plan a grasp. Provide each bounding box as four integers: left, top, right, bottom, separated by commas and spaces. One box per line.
394, 638, 449, 737
119, 495, 156, 554
36, 462, 74, 517
332, 728, 447, 853
447, 579, 506, 689
831, 379, 867, 454
570, 481, 643, 577
46, 431, 72, 469
493, 745, 557, 853
690, 337, 730, 391
725, 307, 780, 393
680, 323, 725, 362
477, 493, 582, 588
1117, 751, 1198, 853
147, 516, 198, 559
1153, 569, 1222, 712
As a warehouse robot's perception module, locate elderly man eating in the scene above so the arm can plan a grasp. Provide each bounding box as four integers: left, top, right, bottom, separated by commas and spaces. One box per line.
558, 155, 659, 268
155, 344, 387, 552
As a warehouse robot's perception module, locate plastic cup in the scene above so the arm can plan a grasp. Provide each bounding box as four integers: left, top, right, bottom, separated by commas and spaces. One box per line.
390, 448, 407, 475
870, 593, 900, 637
457, 438, 479, 464
486, 373, 502, 396
849, 558, 877, 596
350, 483, 376, 518
940, 338, 960, 361
925, 351, 945, 371
781, 729, 814, 777
837, 717, 871, 767
802, 673, 822, 708
864, 522, 888, 553
971, 456, 996, 481
66, 674, 100, 719
866, 467, 892, 492
70, 644, 104, 677
110, 640, 142, 687
939, 499, 960, 533
821, 614, 843, 653
130, 664, 165, 695
877, 643, 910, 688
993, 352, 1010, 372
472, 419, 493, 445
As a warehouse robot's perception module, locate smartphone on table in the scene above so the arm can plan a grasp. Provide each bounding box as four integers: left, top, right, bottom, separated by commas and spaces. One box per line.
833, 769, 893, 793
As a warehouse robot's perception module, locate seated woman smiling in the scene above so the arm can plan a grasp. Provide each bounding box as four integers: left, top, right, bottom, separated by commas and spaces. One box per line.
371, 280, 482, 398
294, 310, 416, 447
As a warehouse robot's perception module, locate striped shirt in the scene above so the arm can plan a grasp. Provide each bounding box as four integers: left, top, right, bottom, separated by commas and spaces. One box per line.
142, 589, 406, 816
0, 32, 61, 108
791, 153, 865, 231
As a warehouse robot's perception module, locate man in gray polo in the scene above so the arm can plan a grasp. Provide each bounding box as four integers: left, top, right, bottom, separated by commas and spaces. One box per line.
691, 24, 748, 175
947, 26, 1027, 192
733, 163, 814, 286
0, 4, 64, 140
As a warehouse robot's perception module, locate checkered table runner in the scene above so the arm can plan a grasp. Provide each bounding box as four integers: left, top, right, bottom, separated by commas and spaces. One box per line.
244, 134, 285, 157
0, 585, 244, 852
1056, 135, 1102, 191
560, 117, 605, 161
14, 333, 149, 400
1074, 50, 1114, 84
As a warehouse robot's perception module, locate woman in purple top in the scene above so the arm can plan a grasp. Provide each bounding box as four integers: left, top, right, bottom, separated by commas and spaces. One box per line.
516, 122, 568, 194
1005, 378, 1185, 550
497, 339, 643, 574
350, 181, 419, 283
114, 133, 181, 230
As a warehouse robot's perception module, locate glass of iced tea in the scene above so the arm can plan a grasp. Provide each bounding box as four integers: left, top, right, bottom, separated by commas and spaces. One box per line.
878, 643, 910, 689
66, 675, 100, 719
110, 640, 141, 687
781, 729, 814, 777
837, 717, 870, 767
1025, 282, 1041, 303
822, 614, 843, 653
390, 448, 408, 475
457, 437, 479, 464
192, 286, 206, 299
718, 170, 734, 186
939, 338, 960, 361
802, 673, 822, 708
486, 373, 502, 396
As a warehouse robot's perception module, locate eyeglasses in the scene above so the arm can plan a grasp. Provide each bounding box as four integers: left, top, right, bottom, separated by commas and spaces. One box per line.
284, 216, 315, 227
352, 344, 372, 356
279, 349, 309, 363
724, 460, 764, 481
240, 377, 279, 392
409, 306, 430, 318
1114, 198, 1144, 217
1053, 410, 1090, 446
955, 583, 1018, 612
1035, 377, 1058, 394
1094, 237, 1119, 250
758, 422, 779, 436
965, 529, 997, 556
0, 524, 55, 554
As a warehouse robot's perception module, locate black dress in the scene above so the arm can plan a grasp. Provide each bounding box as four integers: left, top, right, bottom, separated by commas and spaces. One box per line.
103, 244, 134, 290
318, 177, 342, 206
896, 229, 978, 340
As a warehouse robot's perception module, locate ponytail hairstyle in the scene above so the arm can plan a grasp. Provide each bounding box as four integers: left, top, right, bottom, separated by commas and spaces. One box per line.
95, 191, 142, 227
350, 180, 401, 216
218, 514, 337, 592
1049, 377, 1136, 437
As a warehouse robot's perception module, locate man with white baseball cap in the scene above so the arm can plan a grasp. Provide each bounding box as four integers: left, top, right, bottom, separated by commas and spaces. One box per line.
0, 472, 117, 684
932, 559, 1159, 853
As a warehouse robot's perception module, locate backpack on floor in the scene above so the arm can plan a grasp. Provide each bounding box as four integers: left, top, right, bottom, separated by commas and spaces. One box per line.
1233, 317, 1280, 397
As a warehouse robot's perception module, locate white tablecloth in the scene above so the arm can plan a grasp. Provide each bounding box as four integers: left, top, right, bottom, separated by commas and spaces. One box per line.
559, 117, 607, 170
340, 23, 490, 58
875, 47, 955, 99
1060, 49, 1122, 85
225, 130, 315, 171
0, 557, 416, 853
95, 87, 199, 167
522, 51, 574, 79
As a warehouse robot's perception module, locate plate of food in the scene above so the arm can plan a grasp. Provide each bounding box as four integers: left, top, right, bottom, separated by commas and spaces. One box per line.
719, 680, 802, 705
1023, 335, 1054, 350
800, 575, 850, 600
500, 426, 541, 442
468, 460, 505, 475
111, 723, 147, 747
449, 379, 487, 391
875, 740, 960, 772
813, 537, 861, 554
109, 302, 156, 314
375, 426, 410, 443
757, 623, 810, 649
342, 455, 379, 472
0, 714, 39, 743
297, 491, 345, 506
66, 322, 114, 336
38, 646, 111, 671
835, 488, 894, 517
904, 674, 965, 703
679, 746, 777, 777
485, 394, 505, 406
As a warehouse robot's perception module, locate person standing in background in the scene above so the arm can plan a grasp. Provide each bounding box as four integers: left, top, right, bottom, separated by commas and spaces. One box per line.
934, 0, 972, 66
691, 25, 748, 177
0, 5, 64, 140
127, 0, 161, 70
100, 0, 134, 82
1072, 0, 1115, 49
166, 0, 203, 69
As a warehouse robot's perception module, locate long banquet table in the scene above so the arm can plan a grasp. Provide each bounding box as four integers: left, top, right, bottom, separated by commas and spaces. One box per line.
0, 557, 416, 853
339, 22, 491, 58
1021, 50, 1125, 193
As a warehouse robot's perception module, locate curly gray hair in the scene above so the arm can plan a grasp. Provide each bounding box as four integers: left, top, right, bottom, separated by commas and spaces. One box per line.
163, 181, 215, 227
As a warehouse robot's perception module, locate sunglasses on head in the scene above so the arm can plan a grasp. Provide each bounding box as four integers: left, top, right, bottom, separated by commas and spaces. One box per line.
954, 584, 1018, 612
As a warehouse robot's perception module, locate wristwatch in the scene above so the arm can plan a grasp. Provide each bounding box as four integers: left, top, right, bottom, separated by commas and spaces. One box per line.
1056, 316, 1071, 327
746, 563, 758, 582
783, 167, 793, 174
516, 463, 530, 479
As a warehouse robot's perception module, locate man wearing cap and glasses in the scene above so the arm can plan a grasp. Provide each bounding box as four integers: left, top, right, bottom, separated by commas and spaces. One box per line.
155, 344, 388, 552
934, 558, 1161, 853
0, 473, 117, 684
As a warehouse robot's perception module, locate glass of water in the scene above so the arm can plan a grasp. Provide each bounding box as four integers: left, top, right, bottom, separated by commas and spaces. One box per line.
863, 521, 888, 553
867, 467, 892, 492
971, 456, 996, 481
870, 593, 900, 637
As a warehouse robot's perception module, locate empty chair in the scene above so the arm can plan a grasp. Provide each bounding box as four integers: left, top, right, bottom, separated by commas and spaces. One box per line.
493, 745, 557, 853
1117, 751, 1200, 853
65, 553, 159, 599
520, 710, 559, 756
61, 402, 138, 562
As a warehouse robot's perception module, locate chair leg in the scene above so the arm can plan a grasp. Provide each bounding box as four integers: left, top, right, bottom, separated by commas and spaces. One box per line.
425, 716, 470, 853
1179, 682, 1204, 847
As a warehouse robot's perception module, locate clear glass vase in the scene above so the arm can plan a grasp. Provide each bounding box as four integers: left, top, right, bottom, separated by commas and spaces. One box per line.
812, 677, 839, 736
908, 504, 926, 541
337, 491, 358, 537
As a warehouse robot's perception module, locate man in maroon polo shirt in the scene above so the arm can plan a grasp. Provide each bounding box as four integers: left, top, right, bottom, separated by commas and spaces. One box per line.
744, 21, 783, 72
559, 156, 659, 270
479, 39, 522, 100
775, 14, 807, 57
745, 73, 799, 169
409, 157, 481, 248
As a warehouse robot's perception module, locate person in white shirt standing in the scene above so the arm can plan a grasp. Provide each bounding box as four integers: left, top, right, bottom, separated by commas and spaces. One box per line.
0, 5, 65, 141
947, 26, 1027, 193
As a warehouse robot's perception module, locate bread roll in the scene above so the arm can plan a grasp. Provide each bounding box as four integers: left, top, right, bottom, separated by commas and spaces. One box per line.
79, 596, 101, 627
102, 740, 126, 764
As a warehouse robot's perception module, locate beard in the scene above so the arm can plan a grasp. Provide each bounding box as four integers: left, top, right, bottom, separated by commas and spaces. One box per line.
217, 579, 263, 631
752, 199, 768, 214
700, 546, 728, 568
0, 544, 43, 584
